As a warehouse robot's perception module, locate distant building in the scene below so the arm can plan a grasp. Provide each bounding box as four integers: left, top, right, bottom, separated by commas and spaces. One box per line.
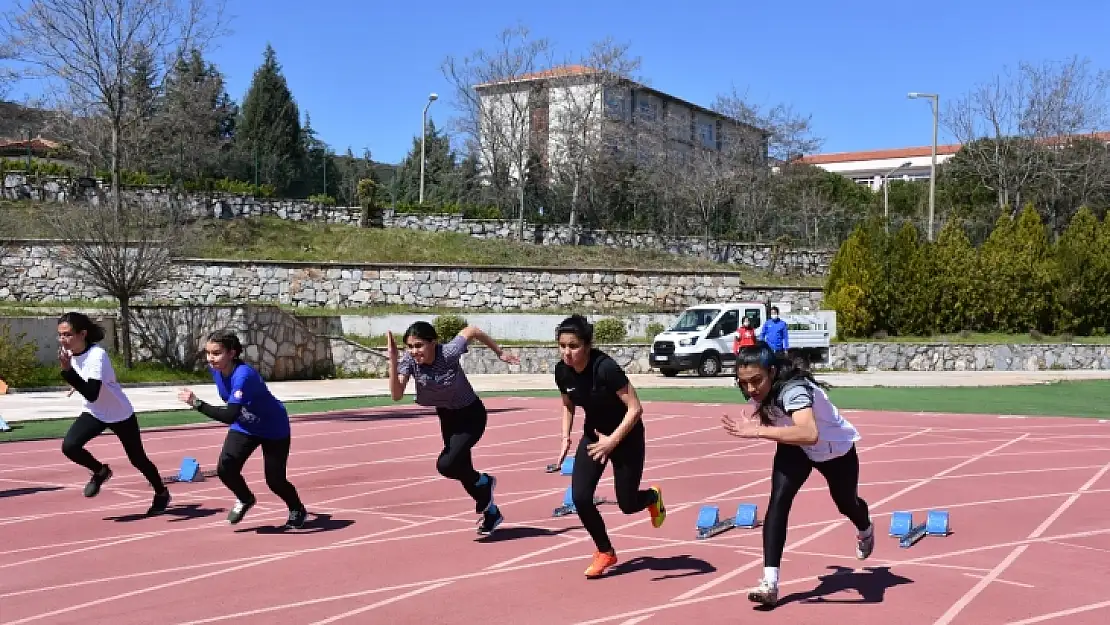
796, 143, 961, 191
800, 131, 1110, 191
473, 65, 769, 182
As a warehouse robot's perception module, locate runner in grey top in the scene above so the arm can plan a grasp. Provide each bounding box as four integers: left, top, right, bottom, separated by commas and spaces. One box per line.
397, 334, 478, 409
387, 321, 519, 536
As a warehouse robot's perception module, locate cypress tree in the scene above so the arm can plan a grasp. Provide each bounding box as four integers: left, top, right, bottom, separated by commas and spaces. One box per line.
236, 44, 306, 196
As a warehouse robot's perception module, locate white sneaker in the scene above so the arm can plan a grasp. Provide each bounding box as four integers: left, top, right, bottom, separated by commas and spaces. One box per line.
747, 579, 778, 607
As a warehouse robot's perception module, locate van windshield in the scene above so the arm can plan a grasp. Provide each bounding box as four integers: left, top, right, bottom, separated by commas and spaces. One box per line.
669, 308, 720, 332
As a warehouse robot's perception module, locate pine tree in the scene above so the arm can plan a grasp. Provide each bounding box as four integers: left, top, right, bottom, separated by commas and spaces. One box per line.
930, 219, 980, 333
1055, 207, 1109, 334
235, 44, 306, 196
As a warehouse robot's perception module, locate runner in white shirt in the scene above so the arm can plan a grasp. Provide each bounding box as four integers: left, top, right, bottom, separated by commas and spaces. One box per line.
57, 312, 170, 515
721, 341, 874, 608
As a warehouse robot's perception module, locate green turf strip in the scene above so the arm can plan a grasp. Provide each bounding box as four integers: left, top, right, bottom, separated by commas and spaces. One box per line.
3, 380, 1107, 443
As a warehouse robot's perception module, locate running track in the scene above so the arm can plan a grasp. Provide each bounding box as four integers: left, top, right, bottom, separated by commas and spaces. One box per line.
1, 397, 1109, 624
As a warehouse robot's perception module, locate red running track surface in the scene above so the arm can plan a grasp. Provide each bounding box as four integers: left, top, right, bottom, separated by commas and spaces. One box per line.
1, 398, 1110, 624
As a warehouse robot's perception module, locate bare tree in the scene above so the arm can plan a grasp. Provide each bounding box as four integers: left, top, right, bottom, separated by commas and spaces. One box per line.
42, 198, 192, 368
0, 39, 17, 99
1, 0, 228, 211
442, 25, 553, 240
945, 56, 1110, 212
543, 39, 641, 242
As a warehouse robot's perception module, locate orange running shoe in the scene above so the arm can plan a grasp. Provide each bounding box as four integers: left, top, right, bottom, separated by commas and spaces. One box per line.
648, 485, 666, 528
584, 550, 618, 578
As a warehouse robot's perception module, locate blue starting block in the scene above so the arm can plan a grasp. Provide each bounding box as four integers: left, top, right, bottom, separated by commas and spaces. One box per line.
560, 457, 574, 475
891, 509, 951, 548
161, 457, 217, 484
552, 486, 612, 517
695, 503, 760, 540
889, 511, 913, 537
926, 510, 951, 536
178, 457, 204, 482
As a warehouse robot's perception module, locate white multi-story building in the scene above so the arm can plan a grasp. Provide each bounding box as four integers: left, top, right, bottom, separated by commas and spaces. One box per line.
473, 65, 769, 182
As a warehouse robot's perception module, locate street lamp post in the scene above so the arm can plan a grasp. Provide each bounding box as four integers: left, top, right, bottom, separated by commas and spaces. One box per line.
419, 93, 439, 205
908, 92, 939, 241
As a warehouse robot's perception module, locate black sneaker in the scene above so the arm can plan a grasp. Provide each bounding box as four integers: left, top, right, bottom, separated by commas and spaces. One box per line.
477, 506, 503, 536
285, 507, 308, 529
474, 474, 497, 514
227, 497, 256, 524
147, 490, 171, 515
83, 465, 113, 497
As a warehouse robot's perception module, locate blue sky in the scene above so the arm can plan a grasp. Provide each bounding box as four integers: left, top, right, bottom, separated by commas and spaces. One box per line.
5, 0, 1109, 164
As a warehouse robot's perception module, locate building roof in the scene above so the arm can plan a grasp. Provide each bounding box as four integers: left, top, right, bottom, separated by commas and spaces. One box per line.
474, 64, 770, 137
796, 143, 962, 165
796, 131, 1110, 165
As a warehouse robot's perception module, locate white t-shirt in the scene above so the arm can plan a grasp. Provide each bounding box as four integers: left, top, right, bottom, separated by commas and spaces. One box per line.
69, 345, 134, 424
752, 378, 860, 462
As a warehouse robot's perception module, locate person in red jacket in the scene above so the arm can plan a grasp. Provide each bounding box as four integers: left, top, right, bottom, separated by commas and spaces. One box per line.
733, 316, 757, 354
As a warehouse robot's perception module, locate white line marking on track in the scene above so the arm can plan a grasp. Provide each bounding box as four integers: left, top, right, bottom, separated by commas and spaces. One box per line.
669, 431, 1024, 604
932, 460, 1110, 625
1004, 600, 1110, 624
306, 582, 453, 625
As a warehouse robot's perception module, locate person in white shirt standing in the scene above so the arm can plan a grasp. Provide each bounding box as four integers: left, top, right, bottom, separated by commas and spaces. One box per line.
721, 340, 874, 608
57, 312, 171, 515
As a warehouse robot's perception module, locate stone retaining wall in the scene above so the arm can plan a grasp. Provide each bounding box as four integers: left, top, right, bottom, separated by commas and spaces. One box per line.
829, 342, 1110, 371
0, 241, 826, 312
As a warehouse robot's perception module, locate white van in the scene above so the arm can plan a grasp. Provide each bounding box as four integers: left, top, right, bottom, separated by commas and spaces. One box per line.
649, 301, 833, 377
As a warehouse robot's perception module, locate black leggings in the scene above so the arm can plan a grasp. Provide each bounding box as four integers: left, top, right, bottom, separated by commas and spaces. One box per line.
435, 399, 488, 503
764, 443, 871, 567
217, 429, 304, 511
571, 424, 655, 553
61, 412, 165, 492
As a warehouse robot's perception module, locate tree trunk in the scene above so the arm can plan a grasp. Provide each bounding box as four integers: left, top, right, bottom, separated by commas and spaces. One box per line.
111, 114, 122, 214
569, 173, 580, 245
119, 296, 133, 369
518, 183, 526, 241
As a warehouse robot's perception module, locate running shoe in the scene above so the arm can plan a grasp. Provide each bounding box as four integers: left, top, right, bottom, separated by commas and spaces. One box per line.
647, 485, 666, 528
477, 505, 503, 536
84, 465, 112, 497
747, 579, 778, 607
285, 507, 308, 529
146, 489, 171, 515
584, 550, 618, 579
227, 497, 256, 524
857, 525, 875, 560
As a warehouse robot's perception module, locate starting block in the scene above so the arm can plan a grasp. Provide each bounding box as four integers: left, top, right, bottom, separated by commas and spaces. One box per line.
161, 457, 217, 484
926, 510, 951, 536
695, 503, 760, 540
545, 457, 575, 475
552, 486, 612, 517
891, 509, 951, 548
889, 511, 913, 537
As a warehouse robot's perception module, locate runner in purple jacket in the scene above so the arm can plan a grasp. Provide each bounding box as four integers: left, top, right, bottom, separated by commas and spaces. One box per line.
387, 322, 520, 536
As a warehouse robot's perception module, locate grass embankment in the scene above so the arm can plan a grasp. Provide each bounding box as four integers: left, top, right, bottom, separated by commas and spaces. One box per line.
4, 380, 1108, 443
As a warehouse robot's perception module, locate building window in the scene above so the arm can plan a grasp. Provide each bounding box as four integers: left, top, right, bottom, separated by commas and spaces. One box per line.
698, 121, 714, 148
637, 99, 657, 121
604, 88, 625, 119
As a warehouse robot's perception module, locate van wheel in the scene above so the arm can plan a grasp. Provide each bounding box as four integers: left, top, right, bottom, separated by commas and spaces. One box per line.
697, 353, 721, 377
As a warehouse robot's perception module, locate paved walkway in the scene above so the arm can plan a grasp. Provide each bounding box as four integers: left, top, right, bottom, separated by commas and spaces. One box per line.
2, 369, 1108, 423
